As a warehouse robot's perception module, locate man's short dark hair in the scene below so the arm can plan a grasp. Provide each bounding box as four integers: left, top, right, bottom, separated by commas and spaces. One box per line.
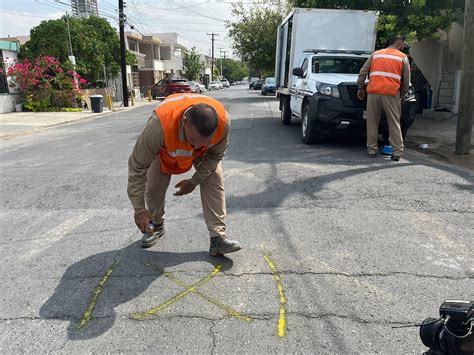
388, 35, 405, 46
186, 103, 218, 137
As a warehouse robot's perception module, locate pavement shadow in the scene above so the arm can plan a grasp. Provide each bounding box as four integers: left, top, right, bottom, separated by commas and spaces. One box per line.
39, 241, 233, 340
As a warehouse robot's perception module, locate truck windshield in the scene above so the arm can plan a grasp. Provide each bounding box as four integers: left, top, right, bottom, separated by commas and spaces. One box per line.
312, 57, 367, 74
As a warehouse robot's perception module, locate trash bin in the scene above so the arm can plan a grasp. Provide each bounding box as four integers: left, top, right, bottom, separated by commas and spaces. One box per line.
90, 95, 103, 113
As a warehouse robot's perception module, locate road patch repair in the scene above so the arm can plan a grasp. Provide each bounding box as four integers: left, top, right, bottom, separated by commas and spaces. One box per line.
74, 254, 291, 337
132, 263, 252, 322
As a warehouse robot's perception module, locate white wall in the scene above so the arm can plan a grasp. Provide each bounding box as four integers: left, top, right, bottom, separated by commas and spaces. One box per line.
0, 94, 18, 113
410, 21, 464, 112
410, 39, 441, 88
448, 22, 464, 58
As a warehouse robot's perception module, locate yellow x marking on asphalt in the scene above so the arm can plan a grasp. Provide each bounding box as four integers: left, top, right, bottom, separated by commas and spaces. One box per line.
131, 263, 252, 322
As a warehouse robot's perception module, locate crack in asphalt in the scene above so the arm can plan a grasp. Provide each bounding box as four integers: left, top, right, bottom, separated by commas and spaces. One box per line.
0, 312, 416, 328
1, 270, 471, 282
221, 270, 473, 280
210, 321, 217, 355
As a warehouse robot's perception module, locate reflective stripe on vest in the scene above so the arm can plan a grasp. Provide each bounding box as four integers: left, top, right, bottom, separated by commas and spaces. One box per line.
370, 71, 402, 80
154, 94, 228, 175
366, 48, 406, 96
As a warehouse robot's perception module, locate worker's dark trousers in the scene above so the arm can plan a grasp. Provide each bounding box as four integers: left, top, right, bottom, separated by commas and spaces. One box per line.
145, 158, 226, 238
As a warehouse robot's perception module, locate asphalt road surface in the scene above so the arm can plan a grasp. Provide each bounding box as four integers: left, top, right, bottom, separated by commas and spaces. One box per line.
1, 85, 473, 352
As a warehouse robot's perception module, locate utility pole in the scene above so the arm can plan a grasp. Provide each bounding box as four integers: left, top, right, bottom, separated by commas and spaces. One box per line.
221, 49, 227, 78
455, 0, 473, 155
119, 0, 129, 107
218, 47, 223, 78
207, 33, 218, 81
65, 13, 78, 108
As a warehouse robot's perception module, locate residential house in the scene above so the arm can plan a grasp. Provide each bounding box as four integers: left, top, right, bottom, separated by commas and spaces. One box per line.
0, 36, 30, 46
410, 21, 465, 118
0, 40, 20, 113
124, 31, 187, 98
200, 54, 212, 87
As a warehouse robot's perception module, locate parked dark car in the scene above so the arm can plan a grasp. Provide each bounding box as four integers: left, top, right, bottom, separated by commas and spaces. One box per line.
152, 79, 191, 99
249, 77, 260, 89
261, 77, 276, 95
252, 79, 265, 90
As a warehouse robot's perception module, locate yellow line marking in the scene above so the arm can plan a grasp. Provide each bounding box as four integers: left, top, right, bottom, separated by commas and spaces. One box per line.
78, 259, 119, 328
264, 255, 287, 337
144, 263, 252, 322
132, 265, 222, 320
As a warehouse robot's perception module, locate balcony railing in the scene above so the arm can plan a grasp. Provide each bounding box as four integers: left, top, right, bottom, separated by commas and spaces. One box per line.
143, 59, 165, 71
130, 51, 146, 68
163, 58, 183, 71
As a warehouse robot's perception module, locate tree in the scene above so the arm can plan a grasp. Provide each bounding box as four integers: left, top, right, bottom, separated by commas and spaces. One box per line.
21, 15, 136, 84
292, 0, 465, 47
183, 47, 204, 81
221, 58, 248, 82
227, 0, 464, 70
227, 2, 285, 76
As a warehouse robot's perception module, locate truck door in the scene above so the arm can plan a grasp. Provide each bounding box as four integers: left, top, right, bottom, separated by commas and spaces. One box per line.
290, 57, 309, 117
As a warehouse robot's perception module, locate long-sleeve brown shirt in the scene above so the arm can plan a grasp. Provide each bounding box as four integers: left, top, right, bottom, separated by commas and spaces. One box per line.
357, 50, 411, 97
127, 111, 230, 209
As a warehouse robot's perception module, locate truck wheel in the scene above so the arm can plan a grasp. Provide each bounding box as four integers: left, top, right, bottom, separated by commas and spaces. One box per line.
301, 104, 324, 144
280, 95, 292, 125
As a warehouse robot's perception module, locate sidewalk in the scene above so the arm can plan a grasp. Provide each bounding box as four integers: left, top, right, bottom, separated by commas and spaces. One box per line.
405, 113, 473, 170
0, 100, 156, 140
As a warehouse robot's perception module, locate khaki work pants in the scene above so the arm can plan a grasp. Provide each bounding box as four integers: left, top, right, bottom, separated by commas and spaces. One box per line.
145, 158, 226, 238
366, 93, 404, 157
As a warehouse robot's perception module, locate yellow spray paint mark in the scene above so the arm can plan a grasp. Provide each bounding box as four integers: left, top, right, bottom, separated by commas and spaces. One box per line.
144, 263, 252, 322
264, 255, 287, 337
132, 264, 222, 320
78, 259, 119, 329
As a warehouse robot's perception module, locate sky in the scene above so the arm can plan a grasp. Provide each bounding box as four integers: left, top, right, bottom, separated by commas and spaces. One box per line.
0, 0, 239, 58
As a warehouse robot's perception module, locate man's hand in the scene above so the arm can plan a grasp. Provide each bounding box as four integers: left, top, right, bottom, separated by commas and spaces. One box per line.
134, 208, 154, 234
357, 89, 366, 101
174, 179, 196, 196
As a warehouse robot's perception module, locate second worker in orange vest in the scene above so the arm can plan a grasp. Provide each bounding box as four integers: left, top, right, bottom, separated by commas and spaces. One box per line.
357, 35, 411, 161
127, 93, 241, 256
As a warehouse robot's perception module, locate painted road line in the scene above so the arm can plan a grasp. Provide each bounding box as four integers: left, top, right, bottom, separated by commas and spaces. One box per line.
264, 255, 287, 337
145, 263, 252, 323
78, 258, 120, 328
20, 211, 93, 260
131, 264, 222, 320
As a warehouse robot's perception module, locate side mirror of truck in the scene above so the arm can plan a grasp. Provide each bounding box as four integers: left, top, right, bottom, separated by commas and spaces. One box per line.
292, 67, 304, 77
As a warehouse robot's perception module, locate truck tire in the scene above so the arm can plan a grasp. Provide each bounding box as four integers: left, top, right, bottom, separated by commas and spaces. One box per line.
301, 104, 324, 144
280, 95, 292, 125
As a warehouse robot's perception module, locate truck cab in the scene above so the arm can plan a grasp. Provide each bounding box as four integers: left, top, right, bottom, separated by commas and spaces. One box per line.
290, 51, 416, 144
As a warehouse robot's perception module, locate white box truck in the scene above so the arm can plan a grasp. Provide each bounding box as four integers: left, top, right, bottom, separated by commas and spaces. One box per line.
275, 8, 416, 144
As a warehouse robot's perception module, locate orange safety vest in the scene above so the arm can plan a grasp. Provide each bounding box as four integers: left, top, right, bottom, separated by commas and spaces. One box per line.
154, 93, 228, 175
366, 47, 407, 96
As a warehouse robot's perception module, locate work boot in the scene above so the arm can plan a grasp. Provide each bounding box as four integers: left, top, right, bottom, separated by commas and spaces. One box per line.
367, 151, 377, 158
391, 155, 401, 162
141, 223, 165, 248
209, 236, 241, 256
